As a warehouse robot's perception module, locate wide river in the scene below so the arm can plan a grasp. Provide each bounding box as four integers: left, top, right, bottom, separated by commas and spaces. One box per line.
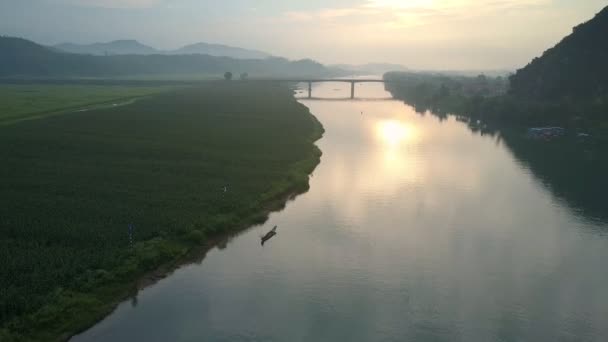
74, 81, 608, 341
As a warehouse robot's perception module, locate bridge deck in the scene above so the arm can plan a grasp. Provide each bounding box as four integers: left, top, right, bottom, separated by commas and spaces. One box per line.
244, 78, 394, 99
247, 79, 390, 83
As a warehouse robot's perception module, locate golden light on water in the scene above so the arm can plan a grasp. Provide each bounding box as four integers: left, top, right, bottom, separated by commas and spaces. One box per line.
372, 118, 423, 184
376, 119, 417, 148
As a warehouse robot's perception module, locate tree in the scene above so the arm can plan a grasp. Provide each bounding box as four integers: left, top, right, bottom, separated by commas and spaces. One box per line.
240, 72, 249, 80
224, 72, 233, 81
437, 84, 450, 98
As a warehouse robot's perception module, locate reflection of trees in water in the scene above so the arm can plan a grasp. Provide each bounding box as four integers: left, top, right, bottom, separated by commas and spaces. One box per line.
400, 96, 608, 224
409, 100, 502, 138
500, 131, 608, 223
130, 293, 138, 308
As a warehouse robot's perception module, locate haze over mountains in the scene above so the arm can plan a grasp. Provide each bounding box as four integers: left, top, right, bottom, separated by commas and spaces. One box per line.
53, 40, 273, 60
2, 36, 416, 79
329, 63, 409, 75
53, 40, 158, 56
52, 40, 407, 73
8, 2, 608, 87
0, 37, 329, 78
171, 43, 271, 59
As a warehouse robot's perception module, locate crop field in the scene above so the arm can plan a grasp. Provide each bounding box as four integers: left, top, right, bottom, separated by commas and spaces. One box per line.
0, 84, 179, 125
0, 82, 323, 340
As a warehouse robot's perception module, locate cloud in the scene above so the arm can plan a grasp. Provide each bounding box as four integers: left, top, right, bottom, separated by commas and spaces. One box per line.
49, 0, 165, 9
283, 0, 551, 25
271, 0, 567, 68
365, 0, 549, 10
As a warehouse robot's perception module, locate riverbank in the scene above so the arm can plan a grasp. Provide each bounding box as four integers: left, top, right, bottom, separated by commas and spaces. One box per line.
383, 72, 608, 137
0, 82, 324, 341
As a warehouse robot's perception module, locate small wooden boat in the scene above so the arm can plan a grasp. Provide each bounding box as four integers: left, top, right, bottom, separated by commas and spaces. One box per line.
261, 226, 277, 246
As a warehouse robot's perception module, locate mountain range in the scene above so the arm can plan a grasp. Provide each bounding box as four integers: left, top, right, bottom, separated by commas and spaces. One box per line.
52, 40, 273, 60
509, 6, 608, 102
0, 36, 329, 78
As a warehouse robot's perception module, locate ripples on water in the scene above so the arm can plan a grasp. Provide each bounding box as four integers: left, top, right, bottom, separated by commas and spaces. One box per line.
74, 81, 608, 342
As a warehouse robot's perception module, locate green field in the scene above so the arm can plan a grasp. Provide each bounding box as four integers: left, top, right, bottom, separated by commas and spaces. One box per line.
0, 84, 179, 125
0, 82, 323, 341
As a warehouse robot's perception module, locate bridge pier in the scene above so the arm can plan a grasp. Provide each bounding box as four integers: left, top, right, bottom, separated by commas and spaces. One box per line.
308, 81, 312, 99
350, 81, 355, 99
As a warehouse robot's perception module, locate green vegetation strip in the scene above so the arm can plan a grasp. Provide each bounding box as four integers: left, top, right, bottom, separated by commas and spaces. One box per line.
0, 84, 179, 125
0, 82, 324, 341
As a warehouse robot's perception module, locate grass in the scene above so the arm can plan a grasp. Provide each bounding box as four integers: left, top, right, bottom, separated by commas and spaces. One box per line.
0, 81, 323, 341
0, 84, 179, 125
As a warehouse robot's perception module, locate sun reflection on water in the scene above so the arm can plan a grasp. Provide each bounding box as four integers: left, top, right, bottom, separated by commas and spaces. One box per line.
376, 119, 417, 148
371, 118, 423, 184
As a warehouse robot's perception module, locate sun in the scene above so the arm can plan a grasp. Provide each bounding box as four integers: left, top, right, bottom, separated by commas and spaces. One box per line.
366, 0, 436, 9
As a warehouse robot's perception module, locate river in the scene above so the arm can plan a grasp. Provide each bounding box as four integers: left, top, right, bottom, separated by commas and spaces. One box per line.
73, 80, 608, 341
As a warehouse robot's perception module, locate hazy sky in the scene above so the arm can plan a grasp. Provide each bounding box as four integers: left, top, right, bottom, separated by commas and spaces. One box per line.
1, 0, 606, 69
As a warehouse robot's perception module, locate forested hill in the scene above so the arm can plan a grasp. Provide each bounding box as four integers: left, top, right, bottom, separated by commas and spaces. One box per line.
170, 42, 271, 59
53, 40, 273, 59
509, 6, 608, 102
53, 40, 158, 56
0, 37, 329, 78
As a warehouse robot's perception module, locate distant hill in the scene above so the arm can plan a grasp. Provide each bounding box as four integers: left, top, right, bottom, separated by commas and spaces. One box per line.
509, 6, 608, 101
52, 39, 273, 60
171, 42, 271, 59
0, 36, 85, 76
330, 63, 409, 75
0, 37, 329, 78
53, 40, 159, 56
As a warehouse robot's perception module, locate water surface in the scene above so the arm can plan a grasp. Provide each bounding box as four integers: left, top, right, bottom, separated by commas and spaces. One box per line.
74, 81, 608, 342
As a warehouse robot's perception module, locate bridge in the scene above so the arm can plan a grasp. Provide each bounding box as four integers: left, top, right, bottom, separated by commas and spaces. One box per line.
248, 78, 391, 99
